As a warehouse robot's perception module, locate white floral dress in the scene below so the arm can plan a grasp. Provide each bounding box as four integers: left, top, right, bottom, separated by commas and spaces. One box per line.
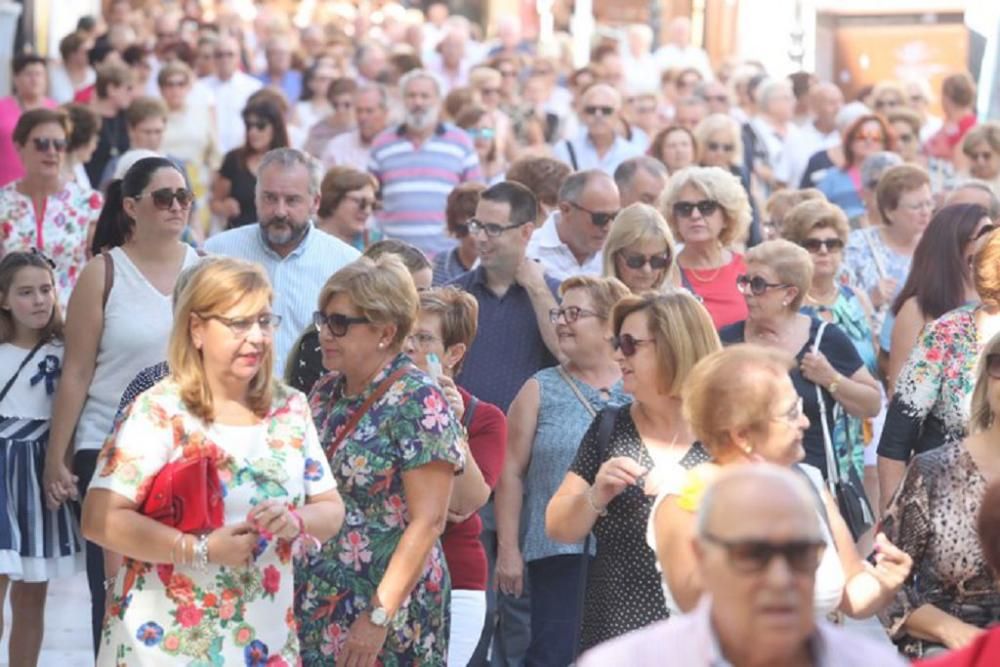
89, 379, 336, 666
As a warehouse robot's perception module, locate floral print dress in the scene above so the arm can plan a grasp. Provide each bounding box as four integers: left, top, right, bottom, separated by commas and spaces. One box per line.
0, 180, 103, 309
296, 354, 464, 665
842, 226, 912, 340
89, 379, 336, 666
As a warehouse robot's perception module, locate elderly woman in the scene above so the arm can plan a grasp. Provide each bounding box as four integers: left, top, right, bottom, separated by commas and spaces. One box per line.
816, 114, 895, 225
887, 108, 956, 195
457, 105, 506, 185
961, 122, 1000, 194
651, 345, 910, 621
433, 183, 484, 286
879, 333, 1000, 659
546, 291, 721, 652
648, 125, 696, 175
660, 166, 752, 329
403, 286, 507, 667
693, 113, 742, 175
0, 108, 102, 309
315, 166, 381, 250
720, 240, 882, 480
82, 258, 345, 665
601, 203, 677, 293
763, 188, 825, 241
296, 255, 464, 665
496, 276, 630, 666
878, 229, 1000, 512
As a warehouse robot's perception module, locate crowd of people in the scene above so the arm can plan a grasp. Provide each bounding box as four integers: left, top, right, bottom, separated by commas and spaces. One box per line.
2, 0, 1000, 665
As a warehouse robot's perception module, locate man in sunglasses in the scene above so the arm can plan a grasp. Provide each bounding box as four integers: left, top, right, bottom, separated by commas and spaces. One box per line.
554, 83, 642, 175
579, 465, 906, 666
527, 170, 620, 281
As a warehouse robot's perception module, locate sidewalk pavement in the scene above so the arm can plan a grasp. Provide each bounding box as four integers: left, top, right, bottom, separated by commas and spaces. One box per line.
0, 572, 92, 667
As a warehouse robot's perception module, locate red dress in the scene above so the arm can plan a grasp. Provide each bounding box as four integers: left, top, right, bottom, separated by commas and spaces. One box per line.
680, 252, 749, 330
917, 628, 1000, 666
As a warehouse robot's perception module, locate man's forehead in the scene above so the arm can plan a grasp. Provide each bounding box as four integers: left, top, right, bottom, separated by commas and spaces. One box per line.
259, 165, 310, 194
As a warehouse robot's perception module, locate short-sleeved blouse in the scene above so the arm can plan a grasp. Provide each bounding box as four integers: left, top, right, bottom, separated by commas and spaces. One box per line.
89, 379, 336, 666
0, 180, 103, 307
878, 441, 1000, 658
295, 353, 464, 665
842, 226, 912, 337
568, 405, 711, 651
878, 304, 982, 462
679, 253, 748, 330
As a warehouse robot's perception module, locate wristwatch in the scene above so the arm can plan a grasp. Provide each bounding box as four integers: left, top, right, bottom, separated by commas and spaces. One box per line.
827, 375, 841, 395
369, 598, 393, 628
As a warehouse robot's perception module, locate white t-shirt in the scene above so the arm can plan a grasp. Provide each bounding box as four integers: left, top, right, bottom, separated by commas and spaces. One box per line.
0, 341, 64, 419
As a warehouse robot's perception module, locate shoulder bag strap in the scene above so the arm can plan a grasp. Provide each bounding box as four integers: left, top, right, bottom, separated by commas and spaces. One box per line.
564, 139, 579, 171
0, 337, 47, 405
323, 366, 409, 460
461, 395, 479, 430
556, 365, 598, 418
101, 250, 115, 311
810, 321, 841, 489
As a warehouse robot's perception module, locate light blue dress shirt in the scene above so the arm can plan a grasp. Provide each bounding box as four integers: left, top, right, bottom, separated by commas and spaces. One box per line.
553, 129, 644, 175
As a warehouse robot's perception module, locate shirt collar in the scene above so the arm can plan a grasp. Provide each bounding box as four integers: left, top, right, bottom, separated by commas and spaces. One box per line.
536, 211, 565, 249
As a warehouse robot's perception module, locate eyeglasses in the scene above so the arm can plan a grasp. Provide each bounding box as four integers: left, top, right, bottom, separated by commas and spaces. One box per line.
344, 194, 379, 212
214, 51, 236, 59
987, 353, 1000, 379
583, 105, 615, 117
332, 100, 354, 111
466, 127, 496, 140
135, 187, 195, 210
548, 306, 599, 324
202, 313, 282, 337
800, 238, 845, 253
32, 137, 67, 153
701, 531, 826, 575
610, 332, 655, 357
619, 251, 671, 270
969, 151, 995, 162
772, 396, 804, 425
245, 120, 270, 131
706, 141, 734, 152
480, 87, 502, 96
468, 218, 531, 237
499, 69, 518, 78
569, 202, 618, 228
705, 94, 729, 104
896, 133, 915, 144
313, 311, 369, 337
854, 130, 884, 143
673, 200, 720, 219
909, 95, 926, 104
736, 274, 791, 296
900, 199, 934, 212
874, 99, 902, 110
407, 332, 440, 346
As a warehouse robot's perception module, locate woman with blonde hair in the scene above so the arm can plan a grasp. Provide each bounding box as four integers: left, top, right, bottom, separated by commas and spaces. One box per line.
693, 113, 743, 172
82, 258, 345, 665
659, 166, 752, 328
601, 203, 677, 293
546, 291, 721, 652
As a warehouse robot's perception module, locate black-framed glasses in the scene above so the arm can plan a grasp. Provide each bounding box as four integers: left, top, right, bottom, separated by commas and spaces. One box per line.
468, 218, 530, 237
736, 274, 790, 296
548, 306, 599, 324
800, 238, 845, 253
313, 311, 369, 337
673, 199, 720, 219
136, 187, 194, 210
202, 313, 282, 336
701, 531, 826, 574
620, 251, 671, 270
610, 333, 655, 357
986, 353, 1000, 380
32, 137, 67, 153
569, 202, 618, 228
583, 105, 615, 117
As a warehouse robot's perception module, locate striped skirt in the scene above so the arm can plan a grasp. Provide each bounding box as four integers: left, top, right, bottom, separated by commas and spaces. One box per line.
0, 416, 84, 581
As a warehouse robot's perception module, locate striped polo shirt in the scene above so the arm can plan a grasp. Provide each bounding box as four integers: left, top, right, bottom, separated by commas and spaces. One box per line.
369, 122, 481, 257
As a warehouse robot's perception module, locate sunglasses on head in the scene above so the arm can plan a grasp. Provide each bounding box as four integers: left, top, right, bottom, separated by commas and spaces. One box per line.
800, 238, 845, 253
610, 332, 654, 357
584, 105, 615, 117
701, 532, 826, 575
672, 199, 720, 219
706, 141, 734, 152
32, 137, 67, 153
987, 353, 1000, 379
313, 311, 370, 337
136, 187, 194, 210
569, 202, 618, 228
620, 251, 671, 270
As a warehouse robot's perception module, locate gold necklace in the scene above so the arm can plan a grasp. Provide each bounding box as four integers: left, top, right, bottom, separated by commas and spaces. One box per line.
806, 285, 839, 305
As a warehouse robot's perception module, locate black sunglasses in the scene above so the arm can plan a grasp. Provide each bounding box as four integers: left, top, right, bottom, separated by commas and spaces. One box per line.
245, 120, 270, 131
136, 188, 194, 210
33, 137, 67, 153
610, 332, 655, 357
620, 251, 671, 270
584, 105, 615, 117
800, 238, 845, 253
313, 311, 369, 337
736, 274, 790, 296
701, 532, 826, 575
706, 141, 734, 152
570, 202, 618, 228
673, 200, 720, 219
987, 353, 1000, 379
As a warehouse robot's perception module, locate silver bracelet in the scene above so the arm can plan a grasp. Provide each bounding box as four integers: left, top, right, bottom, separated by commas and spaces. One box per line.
194, 535, 210, 571
585, 486, 608, 517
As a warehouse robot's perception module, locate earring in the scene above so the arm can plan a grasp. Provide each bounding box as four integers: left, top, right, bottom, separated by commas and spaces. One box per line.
782, 300, 789, 307
378, 342, 384, 349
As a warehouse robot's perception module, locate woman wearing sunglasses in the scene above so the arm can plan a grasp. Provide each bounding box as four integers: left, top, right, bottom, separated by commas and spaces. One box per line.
43, 156, 202, 652
650, 345, 910, 622
297, 254, 464, 666
547, 291, 721, 652
719, 240, 882, 483
456, 105, 506, 186
878, 228, 1000, 514
815, 114, 894, 225
878, 333, 1000, 659
0, 108, 102, 310
659, 166, 752, 329
601, 203, 677, 293
315, 166, 382, 251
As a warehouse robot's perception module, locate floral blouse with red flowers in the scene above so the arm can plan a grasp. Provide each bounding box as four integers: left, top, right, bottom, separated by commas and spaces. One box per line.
0, 180, 102, 308
296, 353, 464, 666
89, 378, 335, 666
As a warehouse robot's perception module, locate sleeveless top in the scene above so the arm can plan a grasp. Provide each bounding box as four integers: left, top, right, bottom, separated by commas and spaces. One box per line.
73, 245, 200, 452
521, 367, 627, 563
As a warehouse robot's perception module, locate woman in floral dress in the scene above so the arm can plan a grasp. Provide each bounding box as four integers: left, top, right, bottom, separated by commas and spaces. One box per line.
296, 255, 464, 666
0, 108, 102, 309
82, 259, 345, 666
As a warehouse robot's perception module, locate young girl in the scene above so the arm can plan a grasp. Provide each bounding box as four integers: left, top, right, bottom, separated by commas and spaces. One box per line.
0, 251, 83, 665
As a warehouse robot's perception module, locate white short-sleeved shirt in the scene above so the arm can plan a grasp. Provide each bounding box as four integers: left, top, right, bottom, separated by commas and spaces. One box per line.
0, 342, 63, 419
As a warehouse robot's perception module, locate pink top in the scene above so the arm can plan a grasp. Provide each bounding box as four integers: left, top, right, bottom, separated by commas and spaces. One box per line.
680, 252, 749, 330
0, 96, 57, 187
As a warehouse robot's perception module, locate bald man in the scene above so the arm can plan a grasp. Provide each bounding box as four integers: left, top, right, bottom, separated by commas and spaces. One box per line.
787, 81, 844, 188
554, 84, 643, 175
579, 465, 907, 666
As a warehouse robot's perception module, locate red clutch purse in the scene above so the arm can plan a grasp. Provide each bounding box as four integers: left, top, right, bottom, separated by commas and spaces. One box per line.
140, 456, 225, 533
